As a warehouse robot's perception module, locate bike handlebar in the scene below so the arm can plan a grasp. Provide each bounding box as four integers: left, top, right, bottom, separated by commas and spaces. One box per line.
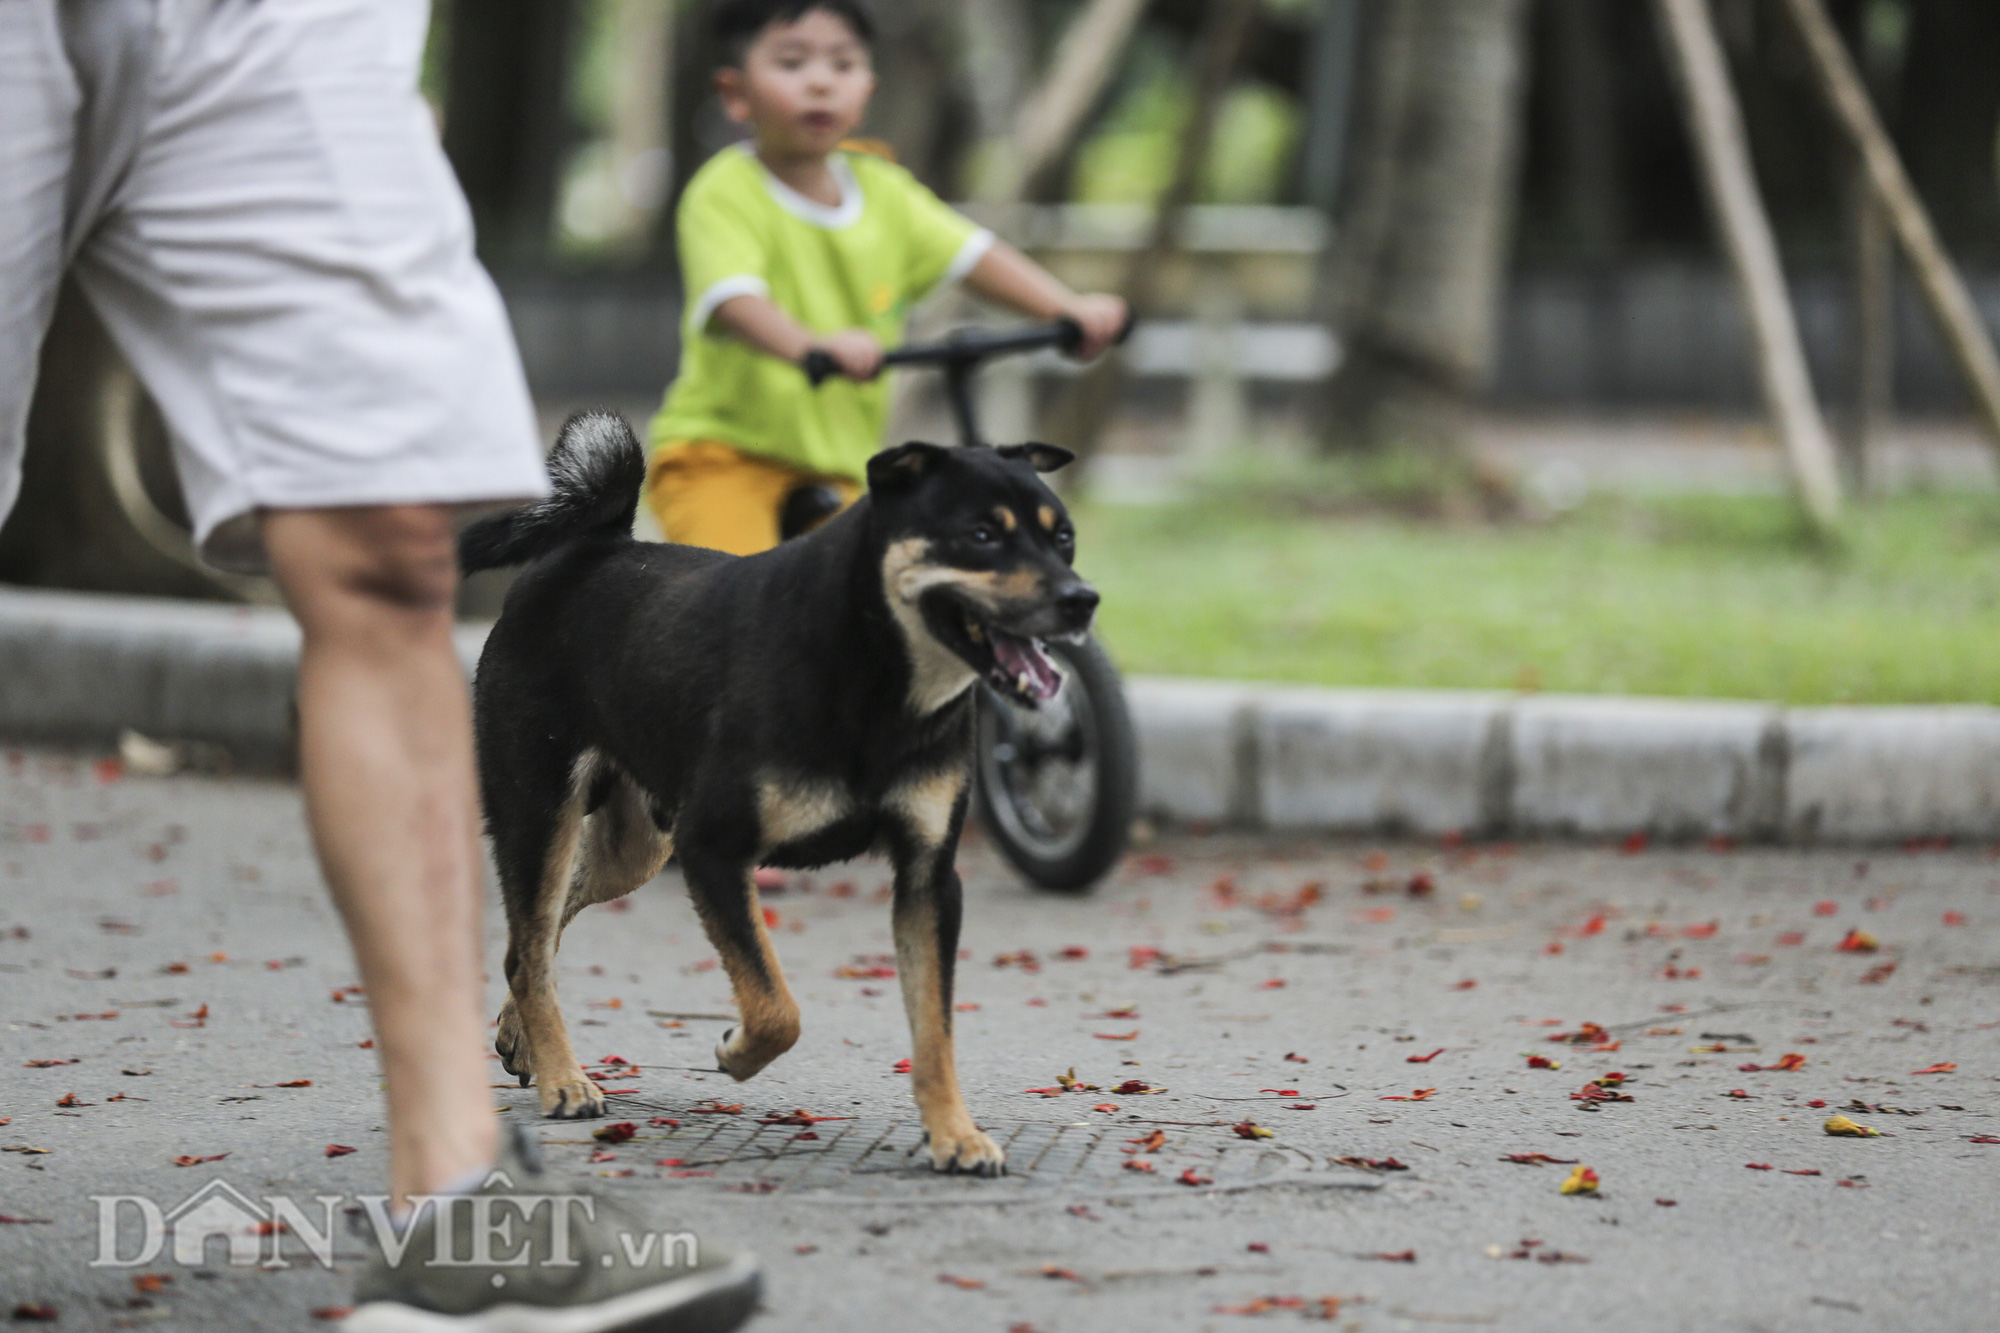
800, 312, 1134, 387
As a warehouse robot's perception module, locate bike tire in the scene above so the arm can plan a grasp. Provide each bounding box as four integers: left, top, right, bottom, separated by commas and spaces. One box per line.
973, 634, 1138, 892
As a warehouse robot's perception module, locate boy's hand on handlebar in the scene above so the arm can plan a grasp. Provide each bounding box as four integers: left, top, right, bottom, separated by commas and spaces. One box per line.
811, 328, 884, 381
1062, 294, 1130, 361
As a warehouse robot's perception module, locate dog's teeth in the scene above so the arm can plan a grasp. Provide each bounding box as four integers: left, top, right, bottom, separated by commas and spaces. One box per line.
1017, 671, 1032, 694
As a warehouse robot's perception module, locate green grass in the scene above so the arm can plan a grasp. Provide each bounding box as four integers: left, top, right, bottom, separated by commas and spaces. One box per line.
1073, 489, 2000, 705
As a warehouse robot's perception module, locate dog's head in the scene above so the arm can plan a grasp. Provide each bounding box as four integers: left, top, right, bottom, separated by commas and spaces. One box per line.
869, 441, 1096, 709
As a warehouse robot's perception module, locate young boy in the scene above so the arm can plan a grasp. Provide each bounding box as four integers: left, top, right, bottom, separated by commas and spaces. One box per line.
647, 0, 1128, 554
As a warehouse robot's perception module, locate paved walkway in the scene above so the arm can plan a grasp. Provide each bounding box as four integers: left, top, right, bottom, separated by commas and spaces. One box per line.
2, 749, 1997, 1330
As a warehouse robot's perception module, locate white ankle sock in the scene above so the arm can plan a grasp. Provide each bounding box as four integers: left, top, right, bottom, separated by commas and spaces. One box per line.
391, 1158, 496, 1224
437, 1159, 495, 1198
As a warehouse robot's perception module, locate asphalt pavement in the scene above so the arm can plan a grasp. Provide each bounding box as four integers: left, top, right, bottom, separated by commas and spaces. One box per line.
2, 747, 1997, 1331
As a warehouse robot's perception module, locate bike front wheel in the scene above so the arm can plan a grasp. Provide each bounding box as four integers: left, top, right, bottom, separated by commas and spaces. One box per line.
973, 634, 1137, 892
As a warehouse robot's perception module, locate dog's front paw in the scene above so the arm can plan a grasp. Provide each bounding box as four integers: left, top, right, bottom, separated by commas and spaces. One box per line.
494, 1006, 529, 1088
538, 1070, 606, 1119
714, 1025, 780, 1082
926, 1123, 1006, 1176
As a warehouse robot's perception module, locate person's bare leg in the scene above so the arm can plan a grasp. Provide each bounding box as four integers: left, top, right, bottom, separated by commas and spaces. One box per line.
263, 504, 497, 1208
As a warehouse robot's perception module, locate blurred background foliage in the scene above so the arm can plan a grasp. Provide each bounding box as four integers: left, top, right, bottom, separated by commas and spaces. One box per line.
1067, 58, 1301, 206
305, 2, 2000, 699
16, 0, 2000, 705
420, 0, 2000, 273
1075, 487, 2000, 704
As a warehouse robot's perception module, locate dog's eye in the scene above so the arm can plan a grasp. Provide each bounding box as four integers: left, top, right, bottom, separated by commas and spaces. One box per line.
969, 525, 998, 546
1055, 526, 1075, 553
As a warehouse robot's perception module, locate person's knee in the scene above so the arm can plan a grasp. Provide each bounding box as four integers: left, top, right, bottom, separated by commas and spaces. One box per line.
340, 509, 459, 615
266, 505, 460, 623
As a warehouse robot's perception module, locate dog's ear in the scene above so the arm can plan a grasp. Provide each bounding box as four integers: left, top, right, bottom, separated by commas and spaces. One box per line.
867, 441, 951, 493
996, 443, 1075, 474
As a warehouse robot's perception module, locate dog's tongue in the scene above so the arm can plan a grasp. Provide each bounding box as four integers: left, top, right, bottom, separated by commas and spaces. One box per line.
992, 633, 1063, 701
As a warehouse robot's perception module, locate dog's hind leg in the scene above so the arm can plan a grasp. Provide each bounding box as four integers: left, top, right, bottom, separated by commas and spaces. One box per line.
488, 745, 569, 1089
886, 768, 1003, 1175
495, 754, 609, 1119
680, 844, 801, 1081
495, 760, 671, 1091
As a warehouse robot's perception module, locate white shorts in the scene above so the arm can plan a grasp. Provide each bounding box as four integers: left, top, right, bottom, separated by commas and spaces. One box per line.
0, 0, 549, 574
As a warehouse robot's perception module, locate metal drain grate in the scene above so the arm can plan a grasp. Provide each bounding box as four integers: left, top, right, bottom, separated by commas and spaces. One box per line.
572, 1102, 1382, 1201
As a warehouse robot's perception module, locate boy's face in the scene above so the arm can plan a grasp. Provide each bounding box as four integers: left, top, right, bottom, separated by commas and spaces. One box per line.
717, 9, 874, 158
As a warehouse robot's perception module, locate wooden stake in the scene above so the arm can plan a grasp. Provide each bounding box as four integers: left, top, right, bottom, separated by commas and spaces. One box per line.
1776, 0, 2000, 462
1652, 0, 1841, 529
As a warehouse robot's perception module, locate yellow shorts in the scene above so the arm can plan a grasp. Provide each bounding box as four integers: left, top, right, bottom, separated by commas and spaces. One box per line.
644, 440, 860, 556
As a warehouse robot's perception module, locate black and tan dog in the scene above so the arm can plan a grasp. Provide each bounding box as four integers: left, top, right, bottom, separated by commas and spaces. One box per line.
459, 413, 1095, 1175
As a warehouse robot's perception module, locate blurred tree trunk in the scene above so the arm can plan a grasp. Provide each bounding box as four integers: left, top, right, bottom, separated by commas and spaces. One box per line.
1548, 0, 1624, 267
1297, 0, 1365, 212
1839, 0, 1906, 490
1894, 0, 2000, 254
958, 0, 1037, 204
668, 0, 723, 215
440, 0, 577, 268
599, 0, 675, 263
858, 0, 972, 191
958, 0, 1033, 153
1313, 0, 1532, 455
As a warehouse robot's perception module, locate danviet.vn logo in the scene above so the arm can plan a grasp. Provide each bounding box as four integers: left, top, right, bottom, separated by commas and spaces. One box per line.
90, 1171, 699, 1272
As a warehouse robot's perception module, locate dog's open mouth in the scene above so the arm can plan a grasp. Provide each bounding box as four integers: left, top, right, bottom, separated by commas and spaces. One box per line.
957, 607, 1063, 706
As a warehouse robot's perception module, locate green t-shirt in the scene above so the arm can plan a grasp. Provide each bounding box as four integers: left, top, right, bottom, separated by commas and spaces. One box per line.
649, 145, 992, 481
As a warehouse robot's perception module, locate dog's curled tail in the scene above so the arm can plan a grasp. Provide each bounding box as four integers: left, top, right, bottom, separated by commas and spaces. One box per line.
460, 411, 645, 573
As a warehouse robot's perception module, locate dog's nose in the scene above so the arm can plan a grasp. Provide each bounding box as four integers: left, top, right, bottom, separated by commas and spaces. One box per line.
1054, 582, 1099, 627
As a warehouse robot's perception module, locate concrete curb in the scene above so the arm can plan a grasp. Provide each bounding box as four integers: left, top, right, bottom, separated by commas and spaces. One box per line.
0, 588, 483, 773
1, 587, 1993, 842
1127, 681, 2000, 843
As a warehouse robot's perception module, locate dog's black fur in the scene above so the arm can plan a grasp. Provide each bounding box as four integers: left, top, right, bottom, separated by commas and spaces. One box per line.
461, 411, 1094, 1173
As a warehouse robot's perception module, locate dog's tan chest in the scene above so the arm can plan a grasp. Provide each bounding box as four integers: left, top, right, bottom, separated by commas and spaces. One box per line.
756, 775, 855, 851
886, 769, 965, 846
756, 768, 966, 855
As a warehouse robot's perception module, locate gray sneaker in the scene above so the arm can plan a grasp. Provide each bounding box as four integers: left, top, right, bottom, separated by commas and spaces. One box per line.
345, 1125, 760, 1333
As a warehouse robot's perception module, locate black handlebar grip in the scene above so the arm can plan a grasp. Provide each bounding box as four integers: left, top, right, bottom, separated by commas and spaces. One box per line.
1052, 309, 1138, 356
800, 348, 839, 387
